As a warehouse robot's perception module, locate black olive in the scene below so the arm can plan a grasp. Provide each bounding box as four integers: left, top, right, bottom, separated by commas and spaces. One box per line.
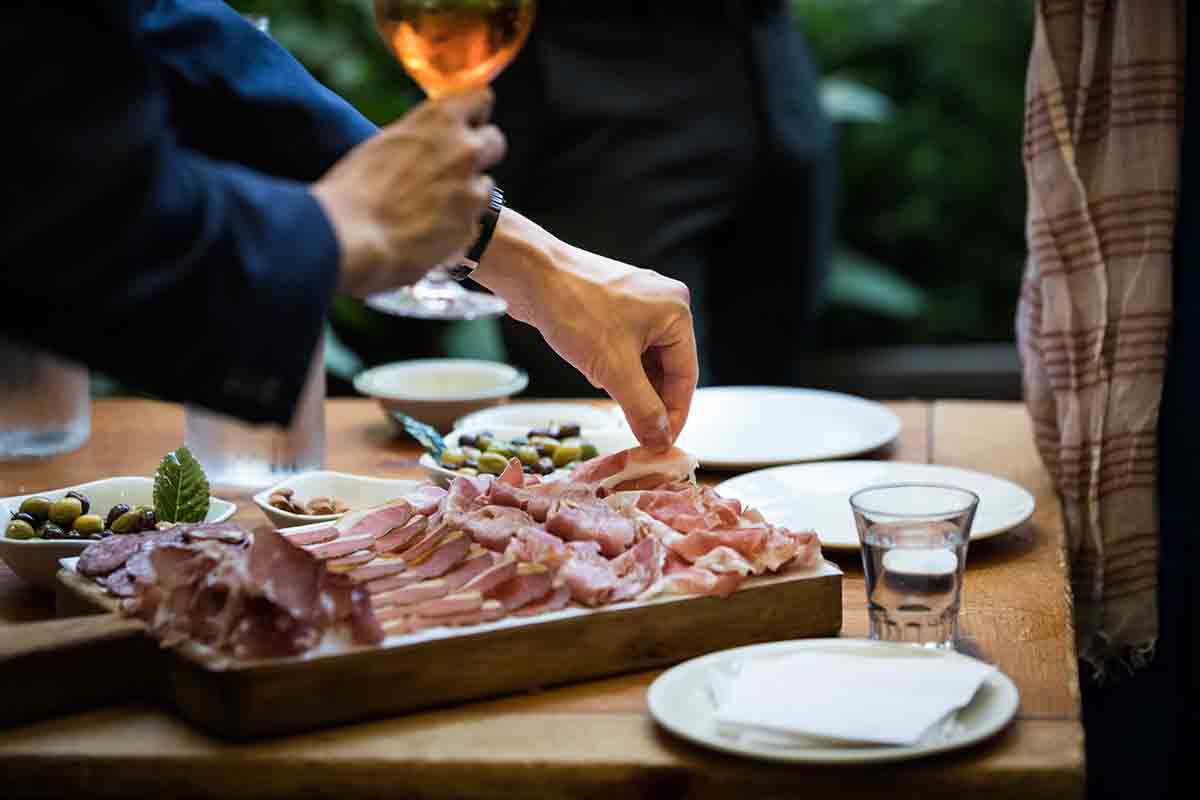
553, 423, 582, 439
65, 490, 90, 516
528, 427, 552, 438
457, 433, 477, 448
105, 504, 131, 529
40, 522, 67, 540
140, 508, 157, 530
65, 529, 84, 540
509, 436, 529, 446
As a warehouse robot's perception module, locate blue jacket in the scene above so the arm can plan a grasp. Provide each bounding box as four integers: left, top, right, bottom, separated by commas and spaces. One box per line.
2, 1, 377, 425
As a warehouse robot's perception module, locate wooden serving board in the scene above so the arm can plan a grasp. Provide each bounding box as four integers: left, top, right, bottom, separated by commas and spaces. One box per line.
3, 559, 843, 740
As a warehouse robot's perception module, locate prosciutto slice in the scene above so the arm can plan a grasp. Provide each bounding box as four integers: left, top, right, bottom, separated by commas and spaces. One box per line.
483, 563, 555, 611
570, 446, 697, 491
545, 496, 637, 557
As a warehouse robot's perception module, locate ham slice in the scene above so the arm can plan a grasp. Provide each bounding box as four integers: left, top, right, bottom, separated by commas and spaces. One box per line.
381, 600, 505, 635
282, 525, 339, 546
365, 543, 490, 599
450, 505, 538, 552
374, 578, 450, 609
545, 496, 637, 557
512, 585, 571, 616
372, 514, 429, 555
484, 563, 555, 611
460, 558, 519, 595
346, 556, 409, 583
571, 446, 697, 491
334, 500, 416, 539
326, 549, 377, 571
557, 546, 618, 606
304, 532, 377, 561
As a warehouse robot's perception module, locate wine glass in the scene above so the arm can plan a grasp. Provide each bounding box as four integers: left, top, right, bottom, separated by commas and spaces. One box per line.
367, 0, 536, 320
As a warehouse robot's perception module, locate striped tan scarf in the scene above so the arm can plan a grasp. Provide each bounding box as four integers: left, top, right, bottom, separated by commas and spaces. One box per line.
1018, 0, 1183, 675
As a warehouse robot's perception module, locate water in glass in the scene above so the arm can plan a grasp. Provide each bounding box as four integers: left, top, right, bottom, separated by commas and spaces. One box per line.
0, 336, 90, 459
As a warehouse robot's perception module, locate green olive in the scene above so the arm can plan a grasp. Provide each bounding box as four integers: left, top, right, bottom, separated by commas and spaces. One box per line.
552, 444, 582, 468
18, 496, 51, 522
5, 520, 36, 540
529, 435, 561, 457
476, 452, 509, 475
111, 509, 144, 534
73, 514, 104, 535
516, 445, 540, 466
439, 447, 467, 468
579, 442, 599, 461
40, 522, 67, 540
138, 507, 157, 530
456, 467, 479, 477
474, 433, 495, 451
49, 497, 84, 527
486, 441, 515, 458
105, 504, 131, 529
65, 490, 91, 516
536, 456, 555, 476
559, 436, 582, 448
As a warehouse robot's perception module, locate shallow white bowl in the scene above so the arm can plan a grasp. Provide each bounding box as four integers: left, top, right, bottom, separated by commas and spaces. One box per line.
0, 477, 236, 591
419, 425, 638, 487
254, 471, 427, 528
453, 402, 628, 433
353, 358, 529, 433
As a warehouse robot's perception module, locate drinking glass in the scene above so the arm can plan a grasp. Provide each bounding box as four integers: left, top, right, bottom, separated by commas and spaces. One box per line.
366, 0, 536, 321
184, 336, 326, 489
0, 337, 90, 460
850, 483, 979, 649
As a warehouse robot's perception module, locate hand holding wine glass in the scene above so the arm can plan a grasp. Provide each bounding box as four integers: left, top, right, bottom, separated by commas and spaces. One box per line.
313, 88, 506, 297
367, 0, 536, 319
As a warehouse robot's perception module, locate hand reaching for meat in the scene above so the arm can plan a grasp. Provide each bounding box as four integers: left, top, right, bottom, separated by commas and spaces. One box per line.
472, 210, 699, 450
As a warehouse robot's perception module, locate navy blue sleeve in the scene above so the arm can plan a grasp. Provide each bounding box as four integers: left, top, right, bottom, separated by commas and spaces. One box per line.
137, 0, 378, 180
0, 3, 340, 426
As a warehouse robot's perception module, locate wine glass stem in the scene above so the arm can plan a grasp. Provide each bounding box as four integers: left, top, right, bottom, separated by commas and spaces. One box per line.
412, 266, 468, 302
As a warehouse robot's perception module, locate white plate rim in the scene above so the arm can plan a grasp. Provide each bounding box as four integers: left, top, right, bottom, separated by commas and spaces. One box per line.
453, 401, 628, 433
352, 358, 528, 403
714, 461, 1036, 552
676, 386, 902, 468
646, 638, 1019, 765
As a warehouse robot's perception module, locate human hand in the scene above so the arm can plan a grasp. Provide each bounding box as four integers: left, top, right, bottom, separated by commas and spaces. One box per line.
312, 88, 506, 296
473, 212, 698, 450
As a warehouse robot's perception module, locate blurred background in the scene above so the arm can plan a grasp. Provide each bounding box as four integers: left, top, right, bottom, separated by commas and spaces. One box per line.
163, 0, 1032, 401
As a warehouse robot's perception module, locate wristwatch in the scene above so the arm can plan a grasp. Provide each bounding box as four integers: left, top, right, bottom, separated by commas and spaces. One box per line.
447, 186, 505, 281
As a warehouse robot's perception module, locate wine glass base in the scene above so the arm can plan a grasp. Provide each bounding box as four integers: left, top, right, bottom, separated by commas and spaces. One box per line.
365, 287, 508, 321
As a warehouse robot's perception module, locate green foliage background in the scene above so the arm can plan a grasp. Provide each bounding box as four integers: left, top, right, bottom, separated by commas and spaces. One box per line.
228, 0, 1034, 351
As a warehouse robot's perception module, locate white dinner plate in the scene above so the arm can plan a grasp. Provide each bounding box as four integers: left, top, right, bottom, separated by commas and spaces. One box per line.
674, 387, 900, 468
647, 638, 1019, 764
715, 461, 1036, 551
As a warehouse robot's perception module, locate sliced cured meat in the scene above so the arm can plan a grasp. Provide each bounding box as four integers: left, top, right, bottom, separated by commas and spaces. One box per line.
670, 527, 769, 564
496, 457, 525, 488
610, 536, 667, 602
452, 505, 537, 552
438, 549, 494, 592
346, 555, 409, 583
410, 591, 484, 618
403, 530, 471, 579
557, 546, 618, 606
512, 585, 571, 616
282, 525, 339, 546
78, 533, 149, 577
545, 496, 637, 557
373, 578, 450, 609
691, 545, 756, 576
653, 552, 745, 598
445, 475, 491, 513
460, 558, 519, 595
571, 446, 697, 491
372, 514, 428, 554
334, 500, 417, 539
503, 526, 573, 568
99, 567, 136, 597
634, 485, 742, 533
484, 563, 554, 611
402, 484, 448, 516
303, 532, 377, 561
326, 550, 377, 571
381, 599, 505, 635
364, 571, 423, 595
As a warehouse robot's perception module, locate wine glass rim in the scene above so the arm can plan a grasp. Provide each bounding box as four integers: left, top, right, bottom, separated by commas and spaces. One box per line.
848, 482, 980, 517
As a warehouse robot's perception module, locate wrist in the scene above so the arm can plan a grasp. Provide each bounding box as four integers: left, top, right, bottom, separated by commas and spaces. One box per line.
469, 209, 568, 321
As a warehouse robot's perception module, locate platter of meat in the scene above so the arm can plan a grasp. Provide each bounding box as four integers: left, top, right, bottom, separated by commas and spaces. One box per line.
17, 446, 841, 740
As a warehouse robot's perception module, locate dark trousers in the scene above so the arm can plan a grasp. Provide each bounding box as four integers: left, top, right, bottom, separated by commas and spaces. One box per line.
487, 2, 836, 395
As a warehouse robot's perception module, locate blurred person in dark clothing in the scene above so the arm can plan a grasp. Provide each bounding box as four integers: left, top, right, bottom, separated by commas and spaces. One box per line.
487, 0, 835, 394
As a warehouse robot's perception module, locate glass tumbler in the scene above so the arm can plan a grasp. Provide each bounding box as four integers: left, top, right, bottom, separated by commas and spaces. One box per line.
0, 336, 90, 459
850, 483, 979, 649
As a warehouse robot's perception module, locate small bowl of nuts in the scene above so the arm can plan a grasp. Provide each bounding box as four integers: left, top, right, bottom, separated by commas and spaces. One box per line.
253, 471, 421, 529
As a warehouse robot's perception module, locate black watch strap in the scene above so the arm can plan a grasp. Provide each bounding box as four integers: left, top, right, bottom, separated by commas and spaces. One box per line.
448, 186, 505, 281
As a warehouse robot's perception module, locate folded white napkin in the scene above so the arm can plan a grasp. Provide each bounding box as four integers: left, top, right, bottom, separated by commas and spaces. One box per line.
710, 646, 996, 747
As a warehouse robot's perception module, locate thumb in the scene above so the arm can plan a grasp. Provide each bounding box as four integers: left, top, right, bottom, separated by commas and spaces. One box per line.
601, 364, 672, 452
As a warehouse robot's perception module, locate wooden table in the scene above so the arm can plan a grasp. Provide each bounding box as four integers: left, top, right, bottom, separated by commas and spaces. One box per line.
0, 399, 1083, 799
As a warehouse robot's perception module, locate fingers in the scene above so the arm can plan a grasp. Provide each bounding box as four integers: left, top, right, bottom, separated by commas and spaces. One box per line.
438, 86, 495, 127
470, 124, 507, 171
600, 362, 672, 452
649, 322, 699, 443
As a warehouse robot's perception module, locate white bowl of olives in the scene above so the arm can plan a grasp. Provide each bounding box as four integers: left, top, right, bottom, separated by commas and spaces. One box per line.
0, 477, 236, 591
418, 423, 638, 487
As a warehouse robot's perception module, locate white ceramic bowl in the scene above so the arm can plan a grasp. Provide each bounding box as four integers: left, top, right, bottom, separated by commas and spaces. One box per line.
254, 471, 427, 528
419, 425, 638, 487
453, 401, 628, 433
0, 477, 236, 591
353, 358, 529, 433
